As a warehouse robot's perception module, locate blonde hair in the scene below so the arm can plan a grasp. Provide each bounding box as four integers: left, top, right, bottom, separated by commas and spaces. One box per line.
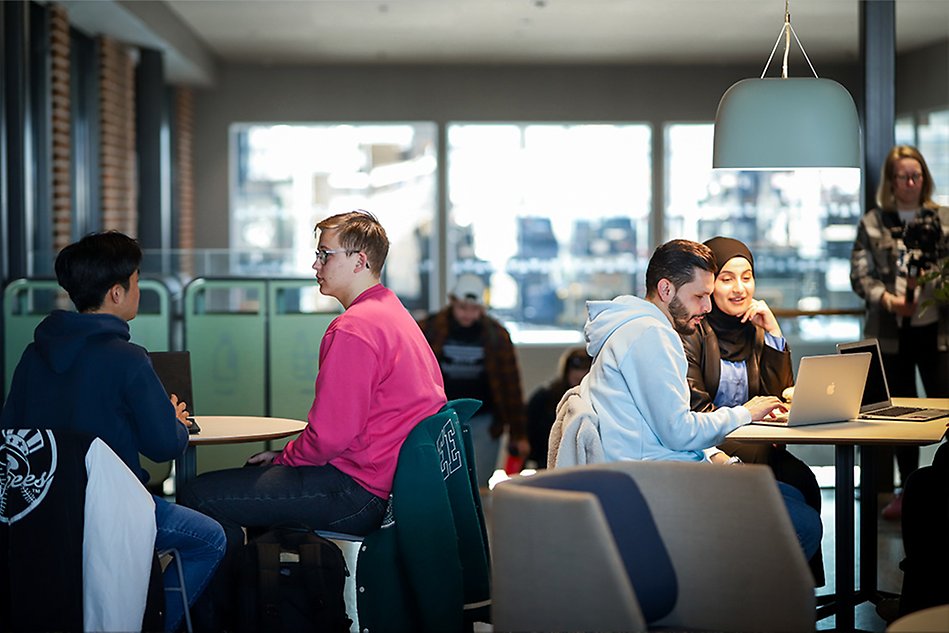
315, 210, 389, 273
876, 145, 938, 212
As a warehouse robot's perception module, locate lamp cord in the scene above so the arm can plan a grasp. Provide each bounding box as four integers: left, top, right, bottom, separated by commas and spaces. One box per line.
759, 0, 820, 80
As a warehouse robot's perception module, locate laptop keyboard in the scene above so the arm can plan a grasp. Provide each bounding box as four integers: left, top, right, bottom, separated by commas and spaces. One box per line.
870, 405, 920, 417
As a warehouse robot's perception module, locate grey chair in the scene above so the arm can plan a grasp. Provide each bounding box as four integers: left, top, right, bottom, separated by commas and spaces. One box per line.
886, 604, 949, 633
491, 460, 816, 633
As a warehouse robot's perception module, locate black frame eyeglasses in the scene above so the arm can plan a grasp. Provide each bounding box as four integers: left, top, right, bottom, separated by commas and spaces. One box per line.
314, 248, 367, 268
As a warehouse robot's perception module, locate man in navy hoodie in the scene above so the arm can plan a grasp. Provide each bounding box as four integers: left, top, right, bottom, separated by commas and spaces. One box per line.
0, 231, 225, 632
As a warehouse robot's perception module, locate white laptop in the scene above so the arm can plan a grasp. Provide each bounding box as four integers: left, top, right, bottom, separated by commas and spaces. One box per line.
753, 353, 871, 427
837, 338, 949, 422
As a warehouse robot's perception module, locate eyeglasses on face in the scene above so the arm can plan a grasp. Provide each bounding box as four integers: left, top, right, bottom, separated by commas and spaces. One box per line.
314, 248, 351, 265
314, 248, 368, 268
894, 172, 923, 184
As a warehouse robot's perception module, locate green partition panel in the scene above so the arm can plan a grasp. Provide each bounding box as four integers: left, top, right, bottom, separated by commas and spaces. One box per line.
3, 279, 62, 397
129, 278, 171, 352
267, 280, 339, 446
184, 278, 268, 474
131, 278, 174, 485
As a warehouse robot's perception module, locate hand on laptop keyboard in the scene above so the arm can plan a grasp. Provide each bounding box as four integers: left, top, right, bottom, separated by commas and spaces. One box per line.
744, 395, 788, 421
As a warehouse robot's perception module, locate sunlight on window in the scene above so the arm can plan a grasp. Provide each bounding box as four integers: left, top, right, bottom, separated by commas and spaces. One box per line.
665, 123, 863, 347
917, 109, 949, 206
448, 123, 651, 338
230, 123, 437, 313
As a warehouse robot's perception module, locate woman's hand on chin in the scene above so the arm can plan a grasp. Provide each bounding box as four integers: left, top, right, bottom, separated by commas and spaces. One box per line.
741, 299, 781, 337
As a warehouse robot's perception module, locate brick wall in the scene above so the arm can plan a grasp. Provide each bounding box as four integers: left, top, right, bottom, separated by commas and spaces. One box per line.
49, 3, 71, 252
46, 8, 186, 257
99, 36, 137, 235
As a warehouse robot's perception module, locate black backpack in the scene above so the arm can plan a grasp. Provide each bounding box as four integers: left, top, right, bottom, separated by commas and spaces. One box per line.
238, 526, 352, 633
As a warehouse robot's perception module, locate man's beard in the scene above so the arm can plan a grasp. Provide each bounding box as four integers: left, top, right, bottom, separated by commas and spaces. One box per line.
669, 293, 702, 335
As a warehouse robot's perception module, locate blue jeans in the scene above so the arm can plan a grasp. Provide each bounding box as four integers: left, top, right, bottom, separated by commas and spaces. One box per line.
467, 412, 501, 487
154, 496, 226, 633
178, 463, 387, 628
777, 481, 823, 560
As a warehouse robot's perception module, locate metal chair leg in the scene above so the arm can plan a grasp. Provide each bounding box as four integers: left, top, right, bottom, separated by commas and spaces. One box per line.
158, 548, 192, 633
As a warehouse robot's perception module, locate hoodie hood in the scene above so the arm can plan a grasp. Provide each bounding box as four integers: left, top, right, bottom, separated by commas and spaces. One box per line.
34, 310, 130, 374
584, 295, 666, 357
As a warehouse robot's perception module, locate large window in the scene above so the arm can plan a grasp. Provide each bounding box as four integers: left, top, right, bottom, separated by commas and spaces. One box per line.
230, 123, 437, 312
664, 123, 864, 348
917, 108, 949, 206
226, 118, 941, 346
896, 108, 948, 206
447, 123, 651, 340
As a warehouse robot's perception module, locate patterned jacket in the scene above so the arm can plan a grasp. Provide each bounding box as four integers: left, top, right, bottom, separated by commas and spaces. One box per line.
850, 206, 949, 354
418, 307, 527, 440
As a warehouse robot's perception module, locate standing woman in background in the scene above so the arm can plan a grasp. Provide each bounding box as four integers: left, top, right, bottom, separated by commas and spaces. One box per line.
851, 144, 949, 520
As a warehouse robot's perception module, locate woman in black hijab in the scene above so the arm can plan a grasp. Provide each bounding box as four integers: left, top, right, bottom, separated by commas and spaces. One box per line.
681, 236, 824, 584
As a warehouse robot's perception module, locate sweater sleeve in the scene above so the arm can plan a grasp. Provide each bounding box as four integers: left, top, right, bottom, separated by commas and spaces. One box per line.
489, 322, 527, 440
276, 328, 377, 467
850, 212, 888, 307
620, 325, 749, 452
128, 362, 188, 463
0, 355, 27, 428
758, 338, 794, 397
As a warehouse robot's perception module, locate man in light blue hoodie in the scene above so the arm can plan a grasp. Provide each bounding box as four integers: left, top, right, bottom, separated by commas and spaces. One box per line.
583, 239, 822, 558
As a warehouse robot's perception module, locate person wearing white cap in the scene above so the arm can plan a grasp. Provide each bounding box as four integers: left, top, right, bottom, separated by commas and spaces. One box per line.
418, 274, 530, 486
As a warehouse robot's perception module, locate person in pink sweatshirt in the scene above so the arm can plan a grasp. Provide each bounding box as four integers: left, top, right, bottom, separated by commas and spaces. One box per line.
179, 210, 446, 627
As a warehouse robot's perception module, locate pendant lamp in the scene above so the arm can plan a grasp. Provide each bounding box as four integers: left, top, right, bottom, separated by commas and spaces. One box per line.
712, 1, 861, 170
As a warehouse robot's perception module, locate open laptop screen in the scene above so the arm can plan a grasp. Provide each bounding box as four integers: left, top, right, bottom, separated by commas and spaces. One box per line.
838, 340, 890, 411
148, 351, 196, 415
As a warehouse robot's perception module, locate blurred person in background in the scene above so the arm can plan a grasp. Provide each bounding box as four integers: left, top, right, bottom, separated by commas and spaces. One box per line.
851, 145, 949, 520
525, 346, 591, 469
419, 274, 529, 486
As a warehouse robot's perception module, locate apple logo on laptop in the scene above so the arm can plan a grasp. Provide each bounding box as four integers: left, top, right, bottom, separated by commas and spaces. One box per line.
826, 382, 836, 396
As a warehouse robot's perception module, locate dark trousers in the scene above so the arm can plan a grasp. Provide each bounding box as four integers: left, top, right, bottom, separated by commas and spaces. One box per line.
178, 463, 387, 631
899, 442, 949, 616
881, 323, 949, 488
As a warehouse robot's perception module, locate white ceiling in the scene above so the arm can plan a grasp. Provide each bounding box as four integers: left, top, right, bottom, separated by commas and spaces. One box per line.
164, 0, 949, 65
61, 0, 949, 83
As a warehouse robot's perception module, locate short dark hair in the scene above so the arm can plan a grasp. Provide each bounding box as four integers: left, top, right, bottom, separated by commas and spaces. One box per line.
54, 231, 142, 312
644, 239, 717, 297
315, 210, 389, 274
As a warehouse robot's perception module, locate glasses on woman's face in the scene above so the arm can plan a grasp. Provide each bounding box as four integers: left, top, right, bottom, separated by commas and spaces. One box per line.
894, 171, 923, 184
